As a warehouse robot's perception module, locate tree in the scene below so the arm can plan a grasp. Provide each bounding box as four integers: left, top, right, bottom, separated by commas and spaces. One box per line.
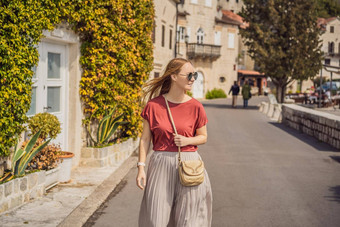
239, 0, 323, 103
316, 0, 340, 18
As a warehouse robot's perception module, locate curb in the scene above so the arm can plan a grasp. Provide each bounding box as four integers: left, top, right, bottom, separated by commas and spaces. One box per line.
57, 155, 138, 227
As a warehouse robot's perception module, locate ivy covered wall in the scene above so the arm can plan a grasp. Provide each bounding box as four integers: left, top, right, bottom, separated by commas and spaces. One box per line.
0, 0, 62, 156
0, 0, 154, 156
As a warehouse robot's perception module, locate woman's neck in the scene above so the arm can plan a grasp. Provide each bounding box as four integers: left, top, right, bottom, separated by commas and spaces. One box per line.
165, 86, 188, 103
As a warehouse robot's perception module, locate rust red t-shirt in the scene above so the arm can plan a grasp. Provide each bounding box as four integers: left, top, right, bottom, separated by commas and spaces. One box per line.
141, 95, 208, 152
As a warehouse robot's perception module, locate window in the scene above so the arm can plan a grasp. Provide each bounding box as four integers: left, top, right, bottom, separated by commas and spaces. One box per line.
329, 42, 334, 53
152, 21, 156, 43
236, 0, 239, 3
214, 31, 221, 45
177, 26, 186, 42
205, 0, 212, 7
325, 59, 331, 65
169, 29, 172, 49
330, 26, 334, 33
154, 72, 160, 78
197, 28, 204, 44
228, 33, 235, 48
162, 25, 165, 47
338, 43, 340, 54
191, 0, 198, 4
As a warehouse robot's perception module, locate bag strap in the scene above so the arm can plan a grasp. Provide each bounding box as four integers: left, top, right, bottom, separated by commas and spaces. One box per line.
164, 96, 181, 164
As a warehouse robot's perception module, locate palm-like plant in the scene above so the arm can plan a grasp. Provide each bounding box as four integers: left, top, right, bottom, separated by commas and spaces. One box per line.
0, 129, 51, 183
87, 106, 128, 147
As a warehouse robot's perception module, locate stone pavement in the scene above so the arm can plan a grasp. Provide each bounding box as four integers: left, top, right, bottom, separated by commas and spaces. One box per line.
0, 153, 138, 227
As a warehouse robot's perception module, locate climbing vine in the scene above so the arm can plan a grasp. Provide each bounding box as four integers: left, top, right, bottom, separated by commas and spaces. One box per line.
0, 0, 154, 156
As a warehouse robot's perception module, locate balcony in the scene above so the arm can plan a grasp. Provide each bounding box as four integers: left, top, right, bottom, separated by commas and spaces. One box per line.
186, 43, 221, 60
326, 51, 340, 57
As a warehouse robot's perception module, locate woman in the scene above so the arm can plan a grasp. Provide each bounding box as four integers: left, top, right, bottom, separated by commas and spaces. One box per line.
136, 58, 212, 227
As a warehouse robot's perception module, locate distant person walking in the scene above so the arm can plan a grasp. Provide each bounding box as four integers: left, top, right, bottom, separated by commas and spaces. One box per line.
229, 81, 240, 108
241, 80, 251, 108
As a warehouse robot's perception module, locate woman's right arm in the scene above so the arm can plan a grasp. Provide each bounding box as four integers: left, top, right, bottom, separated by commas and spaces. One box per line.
136, 119, 152, 190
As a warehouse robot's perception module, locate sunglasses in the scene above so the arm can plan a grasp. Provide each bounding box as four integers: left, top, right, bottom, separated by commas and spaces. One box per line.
178, 72, 198, 81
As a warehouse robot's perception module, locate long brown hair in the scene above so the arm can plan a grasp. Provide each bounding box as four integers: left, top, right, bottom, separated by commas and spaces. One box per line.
142, 58, 191, 104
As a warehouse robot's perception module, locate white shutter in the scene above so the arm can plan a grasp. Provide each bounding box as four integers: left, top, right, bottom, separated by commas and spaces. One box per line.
205, 0, 212, 7
187, 27, 191, 43
228, 33, 235, 48
177, 25, 180, 42
214, 31, 221, 45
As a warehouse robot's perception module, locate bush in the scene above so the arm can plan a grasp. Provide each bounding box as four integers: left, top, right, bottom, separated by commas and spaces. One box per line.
28, 113, 61, 140
0, 0, 154, 156
0, 0, 61, 156
205, 88, 227, 99
25, 139, 62, 171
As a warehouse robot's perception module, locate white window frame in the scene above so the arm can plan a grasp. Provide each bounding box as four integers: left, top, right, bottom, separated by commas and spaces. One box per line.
197, 28, 204, 44
228, 33, 235, 49
214, 31, 221, 45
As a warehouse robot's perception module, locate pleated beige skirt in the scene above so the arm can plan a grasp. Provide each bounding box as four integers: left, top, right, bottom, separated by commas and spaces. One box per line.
139, 151, 212, 227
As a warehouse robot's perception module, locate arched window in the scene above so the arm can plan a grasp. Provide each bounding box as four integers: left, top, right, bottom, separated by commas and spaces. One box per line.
329, 42, 334, 54
197, 28, 204, 44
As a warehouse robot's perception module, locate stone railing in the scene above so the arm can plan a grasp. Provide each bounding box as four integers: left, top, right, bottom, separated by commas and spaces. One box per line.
282, 104, 340, 150
186, 43, 221, 60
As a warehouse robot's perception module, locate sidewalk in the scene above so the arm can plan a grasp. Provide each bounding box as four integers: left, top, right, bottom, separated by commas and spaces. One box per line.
0, 153, 138, 227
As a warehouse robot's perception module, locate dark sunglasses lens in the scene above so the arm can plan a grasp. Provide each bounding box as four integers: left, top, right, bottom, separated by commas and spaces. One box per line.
193, 72, 198, 80
187, 72, 198, 80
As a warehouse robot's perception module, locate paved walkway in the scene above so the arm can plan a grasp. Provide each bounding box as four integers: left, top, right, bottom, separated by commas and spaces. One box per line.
86, 97, 340, 227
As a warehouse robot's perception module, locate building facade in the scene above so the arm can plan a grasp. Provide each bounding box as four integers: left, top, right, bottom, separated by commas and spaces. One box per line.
152, 0, 178, 79
320, 17, 340, 81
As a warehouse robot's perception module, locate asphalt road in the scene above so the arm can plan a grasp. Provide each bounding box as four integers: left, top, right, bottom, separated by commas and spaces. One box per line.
84, 97, 340, 227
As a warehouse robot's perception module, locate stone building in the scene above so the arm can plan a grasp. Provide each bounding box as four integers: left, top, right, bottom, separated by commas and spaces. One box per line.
319, 17, 340, 81
289, 17, 340, 93
152, 0, 178, 79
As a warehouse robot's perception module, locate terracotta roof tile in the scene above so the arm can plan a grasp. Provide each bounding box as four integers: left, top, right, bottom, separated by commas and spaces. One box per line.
219, 10, 248, 28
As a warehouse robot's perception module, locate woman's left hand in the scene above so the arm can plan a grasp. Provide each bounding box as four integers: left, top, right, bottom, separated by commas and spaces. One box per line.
173, 134, 190, 147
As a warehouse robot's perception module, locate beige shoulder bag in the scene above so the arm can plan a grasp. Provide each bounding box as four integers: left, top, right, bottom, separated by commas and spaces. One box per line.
164, 97, 205, 187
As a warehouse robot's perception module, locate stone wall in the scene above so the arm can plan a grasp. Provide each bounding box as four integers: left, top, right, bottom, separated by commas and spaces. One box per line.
0, 171, 45, 213
282, 104, 340, 150
80, 138, 140, 168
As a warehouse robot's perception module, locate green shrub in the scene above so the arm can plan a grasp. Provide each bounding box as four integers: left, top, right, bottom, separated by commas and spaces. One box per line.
0, 0, 154, 156
205, 88, 227, 99
28, 113, 61, 140
0, 0, 62, 156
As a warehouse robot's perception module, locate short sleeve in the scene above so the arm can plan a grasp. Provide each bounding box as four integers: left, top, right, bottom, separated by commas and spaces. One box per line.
141, 103, 151, 123
195, 104, 208, 129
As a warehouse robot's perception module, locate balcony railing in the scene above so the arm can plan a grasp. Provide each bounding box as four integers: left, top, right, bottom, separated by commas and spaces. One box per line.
186, 43, 221, 60
326, 51, 340, 57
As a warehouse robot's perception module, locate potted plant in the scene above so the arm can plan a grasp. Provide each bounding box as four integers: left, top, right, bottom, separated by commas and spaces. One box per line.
27, 112, 63, 189
58, 151, 74, 183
